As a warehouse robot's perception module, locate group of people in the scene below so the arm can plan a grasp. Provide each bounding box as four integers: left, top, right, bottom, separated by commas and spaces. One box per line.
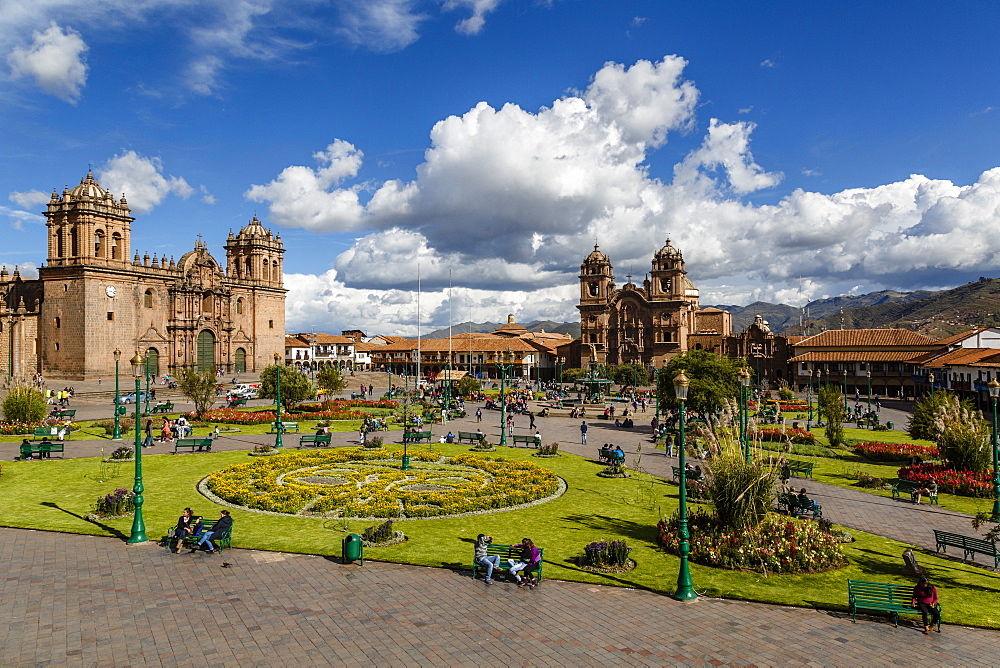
45, 387, 75, 407
474, 535, 541, 587
168, 507, 232, 554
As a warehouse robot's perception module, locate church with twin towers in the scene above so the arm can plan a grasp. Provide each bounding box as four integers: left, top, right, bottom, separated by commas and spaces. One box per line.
0, 171, 286, 381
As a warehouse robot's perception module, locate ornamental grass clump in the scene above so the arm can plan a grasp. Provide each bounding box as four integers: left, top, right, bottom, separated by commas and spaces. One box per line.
1, 382, 47, 424
706, 437, 778, 531
934, 401, 990, 473
581, 539, 631, 568
362, 519, 395, 544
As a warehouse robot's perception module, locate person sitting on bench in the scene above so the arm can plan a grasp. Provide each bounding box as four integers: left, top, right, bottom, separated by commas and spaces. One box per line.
797, 488, 820, 513
197, 509, 231, 554
911, 479, 937, 505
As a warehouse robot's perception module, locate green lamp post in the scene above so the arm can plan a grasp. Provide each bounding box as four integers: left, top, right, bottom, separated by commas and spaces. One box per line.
143, 366, 151, 417
815, 369, 823, 426
654, 366, 662, 421
497, 350, 514, 447
273, 353, 283, 449
806, 368, 814, 428
842, 369, 849, 413
556, 356, 565, 395
738, 367, 752, 463
112, 348, 122, 440
672, 369, 697, 601
127, 350, 148, 544
866, 369, 873, 413
989, 379, 1000, 522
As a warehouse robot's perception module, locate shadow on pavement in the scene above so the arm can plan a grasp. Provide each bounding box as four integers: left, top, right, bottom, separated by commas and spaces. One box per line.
40, 500, 129, 542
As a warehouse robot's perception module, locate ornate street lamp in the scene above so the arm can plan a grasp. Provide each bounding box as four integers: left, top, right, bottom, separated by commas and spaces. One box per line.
672, 369, 697, 601
143, 364, 151, 417
806, 369, 814, 428
112, 348, 123, 440
815, 369, 823, 426
738, 367, 752, 463
556, 356, 565, 394
842, 369, 849, 413
498, 350, 514, 447
866, 369, 873, 413
273, 353, 284, 449
989, 379, 1000, 521
127, 350, 148, 544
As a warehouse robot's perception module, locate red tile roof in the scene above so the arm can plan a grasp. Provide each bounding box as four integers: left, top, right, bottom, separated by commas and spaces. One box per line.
794, 328, 935, 347
788, 351, 924, 363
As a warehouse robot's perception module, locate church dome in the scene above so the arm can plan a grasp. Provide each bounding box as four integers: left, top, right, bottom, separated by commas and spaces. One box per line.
68, 172, 113, 200
583, 244, 610, 265
655, 237, 682, 260
238, 215, 270, 238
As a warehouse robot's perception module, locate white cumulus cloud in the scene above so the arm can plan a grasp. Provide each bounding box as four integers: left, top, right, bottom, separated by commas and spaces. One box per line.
7, 22, 88, 102
444, 0, 503, 35
336, 0, 424, 53
97, 151, 195, 214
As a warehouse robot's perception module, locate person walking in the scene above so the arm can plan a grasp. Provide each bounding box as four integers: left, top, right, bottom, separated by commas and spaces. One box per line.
476, 408, 482, 423
142, 419, 154, 448
911, 577, 940, 634
580, 421, 588, 444
528, 411, 536, 430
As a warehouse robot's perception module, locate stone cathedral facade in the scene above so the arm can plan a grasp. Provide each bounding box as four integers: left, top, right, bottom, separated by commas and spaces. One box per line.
0, 172, 286, 381
577, 238, 731, 368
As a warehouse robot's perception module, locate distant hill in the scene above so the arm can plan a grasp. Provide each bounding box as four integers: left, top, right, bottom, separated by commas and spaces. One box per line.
419, 320, 580, 340
708, 302, 803, 332
781, 277, 1000, 339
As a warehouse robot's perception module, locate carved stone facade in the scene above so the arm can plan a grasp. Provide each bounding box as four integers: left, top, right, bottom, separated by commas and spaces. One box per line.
0, 172, 286, 381
576, 239, 729, 368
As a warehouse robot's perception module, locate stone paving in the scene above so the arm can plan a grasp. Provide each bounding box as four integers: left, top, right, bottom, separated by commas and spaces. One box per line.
1, 527, 998, 667
4, 372, 1000, 664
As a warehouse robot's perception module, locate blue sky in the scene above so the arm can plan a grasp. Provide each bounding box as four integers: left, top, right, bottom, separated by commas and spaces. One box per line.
3, 1, 1000, 335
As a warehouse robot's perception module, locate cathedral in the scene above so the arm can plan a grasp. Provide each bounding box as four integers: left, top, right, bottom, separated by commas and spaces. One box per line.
0, 172, 286, 381
576, 238, 731, 368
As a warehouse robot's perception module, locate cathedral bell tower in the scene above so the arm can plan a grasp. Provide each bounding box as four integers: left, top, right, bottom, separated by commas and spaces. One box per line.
649, 237, 685, 299
44, 172, 134, 267
224, 216, 284, 286
579, 244, 615, 304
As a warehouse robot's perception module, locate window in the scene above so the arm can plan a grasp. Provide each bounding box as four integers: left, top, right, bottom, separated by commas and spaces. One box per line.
660, 278, 670, 292
63, 284, 68, 292
54, 317, 60, 329
588, 282, 599, 296
269, 319, 274, 329
71, 229, 79, 256
144, 290, 153, 308
236, 298, 244, 315
54, 342, 60, 351
94, 230, 104, 257
56, 227, 64, 257
262, 258, 269, 282
107, 312, 114, 321
110, 233, 121, 260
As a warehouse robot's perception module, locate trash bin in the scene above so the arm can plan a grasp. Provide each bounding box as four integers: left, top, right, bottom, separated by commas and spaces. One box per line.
886, 421, 893, 430
342, 533, 364, 565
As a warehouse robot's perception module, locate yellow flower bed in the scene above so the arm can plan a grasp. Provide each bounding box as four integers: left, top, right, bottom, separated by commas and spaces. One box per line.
206, 447, 560, 518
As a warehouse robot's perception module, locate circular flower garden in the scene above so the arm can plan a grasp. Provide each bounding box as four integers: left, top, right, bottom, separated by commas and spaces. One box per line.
204, 447, 562, 519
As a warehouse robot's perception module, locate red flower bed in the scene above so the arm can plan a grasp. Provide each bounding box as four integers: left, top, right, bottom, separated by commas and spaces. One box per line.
751, 427, 817, 445
898, 464, 991, 497
298, 399, 398, 411
749, 401, 809, 412
853, 441, 939, 463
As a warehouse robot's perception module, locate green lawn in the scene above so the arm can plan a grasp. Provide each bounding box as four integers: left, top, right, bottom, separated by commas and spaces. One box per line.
2, 443, 1000, 627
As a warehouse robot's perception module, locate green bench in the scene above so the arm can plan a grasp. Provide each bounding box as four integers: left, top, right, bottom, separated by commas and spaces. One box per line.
471, 543, 544, 583
19, 441, 65, 460
49, 409, 76, 419
227, 398, 247, 408
150, 402, 174, 414
174, 438, 213, 454
268, 421, 299, 433
891, 479, 938, 505
599, 447, 625, 465
512, 434, 541, 448
848, 579, 941, 630
299, 434, 332, 448
933, 529, 999, 569
403, 430, 432, 444
165, 518, 234, 553
777, 492, 822, 519
457, 431, 484, 444
785, 459, 814, 479
671, 466, 705, 483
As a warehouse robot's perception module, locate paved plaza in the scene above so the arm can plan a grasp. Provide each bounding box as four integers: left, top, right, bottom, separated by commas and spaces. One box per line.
3, 373, 1000, 665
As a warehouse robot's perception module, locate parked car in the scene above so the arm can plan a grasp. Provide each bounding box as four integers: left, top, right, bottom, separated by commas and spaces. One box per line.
117, 391, 151, 404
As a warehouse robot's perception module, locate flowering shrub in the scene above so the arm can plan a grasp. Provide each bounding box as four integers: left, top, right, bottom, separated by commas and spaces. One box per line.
581, 539, 631, 567
898, 464, 991, 497
751, 427, 817, 445
94, 489, 135, 518
362, 519, 395, 543
297, 400, 398, 411
749, 401, 808, 412
0, 420, 39, 435
853, 441, 939, 462
198, 405, 370, 424
656, 507, 847, 573
109, 446, 134, 460
94, 418, 135, 436
207, 449, 560, 518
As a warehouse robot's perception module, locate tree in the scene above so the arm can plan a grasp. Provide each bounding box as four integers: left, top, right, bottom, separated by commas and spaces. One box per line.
179, 368, 218, 419
656, 350, 743, 418
259, 364, 314, 411
455, 375, 482, 396
562, 367, 588, 382
817, 383, 844, 448
609, 363, 650, 389
2, 381, 47, 423
316, 366, 347, 394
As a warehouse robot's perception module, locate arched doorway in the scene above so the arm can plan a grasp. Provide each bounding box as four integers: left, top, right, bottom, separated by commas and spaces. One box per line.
145, 348, 160, 377
235, 347, 246, 373
197, 330, 216, 373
